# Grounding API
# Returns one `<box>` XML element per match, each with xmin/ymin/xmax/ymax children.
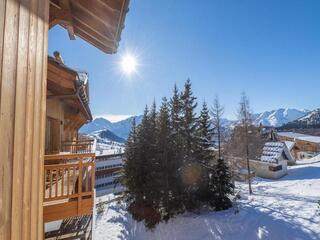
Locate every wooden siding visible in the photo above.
<box><xmin>0</xmin><ymin>1</ymin><xmax>49</xmax><ymax>239</ymax></box>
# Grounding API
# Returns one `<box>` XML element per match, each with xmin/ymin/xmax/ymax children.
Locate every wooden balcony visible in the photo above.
<box><xmin>62</xmin><ymin>139</ymin><xmax>94</xmax><ymax>154</ymax></box>
<box><xmin>43</xmin><ymin>153</ymin><xmax>95</xmax><ymax>223</ymax></box>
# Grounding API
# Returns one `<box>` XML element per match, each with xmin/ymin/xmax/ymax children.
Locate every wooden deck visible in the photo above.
<box><xmin>43</xmin><ymin>153</ymin><xmax>95</xmax><ymax>223</ymax></box>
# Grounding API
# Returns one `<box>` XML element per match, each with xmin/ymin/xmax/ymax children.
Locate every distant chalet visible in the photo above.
<box><xmin>277</xmin><ymin>131</ymin><xmax>320</xmax><ymax>159</ymax></box>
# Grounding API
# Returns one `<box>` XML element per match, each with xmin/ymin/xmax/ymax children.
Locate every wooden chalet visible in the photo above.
<box><xmin>277</xmin><ymin>132</ymin><xmax>320</xmax><ymax>159</ymax></box>
<box><xmin>0</xmin><ymin>0</ymin><xmax>130</xmax><ymax>239</ymax></box>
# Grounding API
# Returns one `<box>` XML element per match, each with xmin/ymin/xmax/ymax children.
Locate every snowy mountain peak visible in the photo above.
<box><xmin>80</xmin><ymin>115</ymin><xmax>143</xmax><ymax>139</ymax></box>
<box><xmin>253</xmin><ymin>108</ymin><xmax>309</xmax><ymax>127</ymax></box>
<box><xmin>295</xmin><ymin>108</ymin><xmax>320</xmax><ymax>125</ymax></box>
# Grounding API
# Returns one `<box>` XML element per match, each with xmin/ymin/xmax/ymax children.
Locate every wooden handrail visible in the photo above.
<box><xmin>45</xmin><ymin>152</ymin><xmax>95</xmax><ymax>161</ymax></box>
<box><xmin>63</xmin><ymin>139</ymin><xmax>94</xmax><ymax>143</ymax></box>
<box><xmin>43</xmin><ymin>153</ymin><xmax>95</xmax><ymax>207</ymax></box>
<box><xmin>61</xmin><ymin>140</ymin><xmax>94</xmax><ymax>154</ymax></box>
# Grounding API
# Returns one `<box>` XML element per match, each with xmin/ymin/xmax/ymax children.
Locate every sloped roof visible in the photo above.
<box><xmin>278</xmin><ymin>132</ymin><xmax>320</xmax><ymax>144</ymax></box>
<box><xmin>260</xmin><ymin>142</ymin><xmax>293</xmax><ymax>164</ymax></box>
<box><xmin>261</xmin><ymin>142</ymin><xmax>284</xmax><ymax>163</ymax></box>
<box><xmin>284</xmin><ymin>141</ymin><xmax>295</xmax><ymax>151</ymax></box>
<box><xmin>49</xmin><ymin>0</ymin><xmax>130</xmax><ymax>54</ymax></box>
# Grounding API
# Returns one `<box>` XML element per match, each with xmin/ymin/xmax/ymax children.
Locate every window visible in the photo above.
<box><xmin>45</xmin><ymin>117</ymin><xmax>61</xmax><ymax>153</ymax></box>
<box><xmin>96</xmin><ymin>163</ymin><xmax>123</xmax><ymax>171</ymax></box>
<box><xmin>96</xmin><ymin>172</ymin><xmax>120</xmax><ymax>179</ymax></box>
<box><xmin>95</xmin><ymin>181</ymin><xmax>115</xmax><ymax>188</ymax></box>
<box><xmin>269</xmin><ymin>165</ymin><xmax>282</xmax><ymax>172</ymax></box>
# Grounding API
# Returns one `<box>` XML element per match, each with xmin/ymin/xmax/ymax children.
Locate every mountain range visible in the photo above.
<box><xmin>252</xmin><ymin>108</ymin><xmax>309</xmax><ymax>127</ymax></box>
<box><xmin>80</xmin><ymin>115</ymin><xmax>143</xmax><ymax>139</ymax></box>
<box><xmin>81</xmin><ymin>108</ymin><xmax>316</xmax><ymax>142</ymax></box>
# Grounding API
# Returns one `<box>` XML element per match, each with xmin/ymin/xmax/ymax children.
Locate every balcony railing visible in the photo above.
<box><xmin>62</xmin><ymin>139</ymin><xmax>94</xmax><ymax>153</ymax></box>
<box><xmin>43</xmin><ymin>153</ymin><xmax>95</xmax><ymax>222</ymax></box>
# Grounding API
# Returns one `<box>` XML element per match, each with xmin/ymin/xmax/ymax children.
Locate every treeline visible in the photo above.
<box><xmin>122</xmin><ymin>80</ymin><xmax>234</xmax><ymax>228</ymax></box>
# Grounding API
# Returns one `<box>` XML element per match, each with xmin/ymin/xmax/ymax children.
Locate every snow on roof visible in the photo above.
<box><xmin>284</xmin><ymin>141</ymin><xmax>295</xmax><ymax>151</ymax></box>
<box><xmin>260</xmin><ymin>142</ymin><xmax>285</xmax><ymax>163</ymax></box>
<box><xmin>297</xmin><ymin>136</ymin><xmax>320</xmax><ymax>144</ymax></box>
<box><xmin>277</xmin><ymin>132</ymin><xmax>308</xmax><ymax>139</ymax></box>
<box><xmin>277</xmin><ymin>132</ymin><xmax>320</xmax><ymax>144</ymax></box>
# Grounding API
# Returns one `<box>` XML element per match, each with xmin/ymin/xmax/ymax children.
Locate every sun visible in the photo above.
<box><xmin>120</xmin><ymin>54</ymin><xmax>137</xmax><ymax>76</ymax></box>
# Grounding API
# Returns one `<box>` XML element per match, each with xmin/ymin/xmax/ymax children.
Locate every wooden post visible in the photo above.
<box><xmin>0</xmin><ymin>0</ymin><xmax>49</xmax><ymax>239</ymax></box>
<box><xmin>78</xmin><ymin>159</ymin><xmax>83</xmax><ymax>215</ymax></box>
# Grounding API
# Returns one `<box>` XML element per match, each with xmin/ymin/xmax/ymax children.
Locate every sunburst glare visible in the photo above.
<box><xmin>120</xmin><ymin>53</ymin><xmax>138</xmax><ymax>76</ymax></box>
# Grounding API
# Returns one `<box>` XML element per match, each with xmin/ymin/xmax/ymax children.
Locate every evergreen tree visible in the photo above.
<box><xmin>197</xmin><ymin>101</ymin><xmax>213</xmax><ymax>165</ymax></box>
<box><xmin>123</xmin><ymin>81</ymin><xmax>234</xmax><ymax>229</ymax></box>
<box><xmin>196</xmin><ymin>102</ymin><xmax>214</xmax><ymax>204</ymax></box>
<box><xmin>123</xmin><ymin>118</ymin><xmax>138</xmax><ymax>200</ymax></box>
<box><xmin>180</xmin><ymin>79</ymin><xmax>200</xmax><ymax>211</ymax></box>
<box><xmin>180</xmin><ymin>79</ymin><xmax>198</xmax><ymax>160</ymax></box>
<box><xmin>211</xmin><ymin>158</ymin><xmax>234</xmax><ymax>210</ymax></box>
<box><xmin>145</xmin><ymin>101</ymin><xmax>161</xmax><ymax>208</ymax></box>
<box><xmin>157</xmin><ymin>97</ymin><xmax>177</xmax><ymax>220</ymax></box>
<box><xmin>169</xmin><ymin>84</ymin><xmax>185</xmax><ymax>214</ymax></box>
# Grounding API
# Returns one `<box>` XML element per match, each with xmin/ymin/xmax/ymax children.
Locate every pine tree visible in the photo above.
<box><xmin>169</xmin><ymin>84</ymin><xmax>185</xmax><ymax>214</ymax></box>
<box><xmin>180</xmin><ymin>79</ymin><xmax>200</xmax><ymax>211</ymax></box>
<box><xmin>197</xmin><ymin>101</ymin><xmax>213</xmax><ymax>165</ymax></box>
<box><xmin>123</xmin><ymin>118</ymin><xmax>137</xmax><ymax>199</ymax></box>
<box><xmin>126</xmin><ymin>106</ymin><xmax>160</xmax><ymax>228</ymax></box>
<box><xmin>145</xmin><ymin>101</ymin><xmax>161</xmax><ymax>207</ymax></box>
<box><xmin>157</xmin><ymin>97</ymin><xmax>177</xmax><ymax>220</ymax></box>
<box><xmin>180</xmin><ymin>79</ymin><xmax>198</xmax><ymax>160</ymax></box>
<box><xmin>195</xmin><ymin>102</ymin><xmax>214</xmax><ymax>204</ymax></box>
<box><xmin>211</xmin><ymin>158</ymin><xmax>234</xmax><ymax>210</ymax></box>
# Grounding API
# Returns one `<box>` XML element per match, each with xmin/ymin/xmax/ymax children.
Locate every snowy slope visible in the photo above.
<box><xmin>95</xmin><ymin>162</ymin><xmax>320</xmax><ymax>240</ymax></box>
<box><xmin>80</xmin><ymin>115</ymin><xmax>143</xmax><ymax>139</ymax></box>
<box><xmin>296</xmin><ymin>109</ymin><xmax>320</xmax><ymax>125</ymax></box>
<box><xmin>253</xmin><ymin>108</ymin><xmax>309</xmax><ymax>127</ymax></box>
<box><xmin>80</xmin><ymin>117</ymin><xmax>113</xmax><ymax>134</ymax></box>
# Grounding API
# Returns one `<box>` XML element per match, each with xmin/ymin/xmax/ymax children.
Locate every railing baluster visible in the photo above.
<box><xmin>44</xmin><ymin>169</ymin><xmax>46</xmax><ymax>200</ymax></box>
<box><xmin>49</xmin><ymin>169</ymin><xmax>52</xmax><ymax>198</ymax></box>
<box><xmin>91</xmin><ymin>159</ymin><xmax>95</xmax><ymax>193</ymax></box>
<box><xmin>67</xmin><ymin>166</ymin><xmax>70</xmax><ymax>196</ymax></box>
<box><xmin>55</xmin><ymin>169</ymin><xmax>59</xmax><ymax>197</ymax></box>
<box><xmin>73</xmin><ymin>166</ymin><xmax>76</xmax><ymax>194</ymax></box>
<box><xmin>61</xmin><ymin>167</ymin><xmax>64</xmax><ymax>197</ymax></box>
<box><xmin>86</xmin><ymin>165</ymin><xmax>89</xmax><ymax>192</ymax></box>
<box><xmin>78</xmin><ymin>158</ymin><xmax>83</xmax><ymax>214</ymax></box>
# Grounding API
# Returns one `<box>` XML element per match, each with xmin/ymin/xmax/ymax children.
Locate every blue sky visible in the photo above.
<box><xmin>48</xmin><ymin>0</ymin><xmax>320</xmax><ymax>121</ymax></box>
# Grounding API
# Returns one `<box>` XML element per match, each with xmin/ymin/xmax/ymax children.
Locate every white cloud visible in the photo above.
<box><xmin>94</xmin><ymin>114</ymin><xmax>133</xmax><ymax>123</ymax></box>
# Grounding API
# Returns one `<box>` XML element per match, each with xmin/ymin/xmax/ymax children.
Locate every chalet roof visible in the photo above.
<box><xmin>260</xmin><ymin>142</ymin><xmax>293</xmax><ymax>164</ymax></box>
<box><xmin>277</xmin><ymin>131</ymin><xmax>320</xmax><ymax>144</ymax></box>
<box><xmin>277</xmin><ymin>132</ymin><xmax>307</xmax><ymax>139</ymax></box>
<box><xmin>49</xmin><ymin>0</ymin><xmax>130</xmax><ymax>54</ymax></box>
<box><xmin>284</xmin><ymin>141</ymin><xmax>295</xmax><ymax>151</ymax></box>
<box><xmin>47</xmin><ymin>56</ymin><xmax>92</xmax><ymax>121</ymax></box>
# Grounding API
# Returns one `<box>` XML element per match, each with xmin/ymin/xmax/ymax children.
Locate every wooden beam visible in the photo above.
<box><xmin>0</xmin><ymin>0</ymin><xmax>49</xmax><ymax>239</ymax></box>
<box><xmin>59</xmin><ymin>0</ymin><xmax>75</xmax><ymax>40</ymax></box>
<box><xmin>49</xmin><ymin>1</ymin><xmax>75</xmax><ymax>40</ymax></box>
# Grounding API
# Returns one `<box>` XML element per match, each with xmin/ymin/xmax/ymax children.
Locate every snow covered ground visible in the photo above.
<box><xmin>95</xmin><ymin>162</ymin><xmax>320</xmax><ymax>240</ymax></box>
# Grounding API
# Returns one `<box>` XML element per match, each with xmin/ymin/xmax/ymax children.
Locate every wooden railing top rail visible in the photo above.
<box><xmin>63</xmin><ymin>139</ymin><xmax>94</xmax><ymax>144</ymax></box>
<box><xmin>45</xmin><ymin>152</ymin><xmax>95</xmax><ymax>160</ymax></box>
